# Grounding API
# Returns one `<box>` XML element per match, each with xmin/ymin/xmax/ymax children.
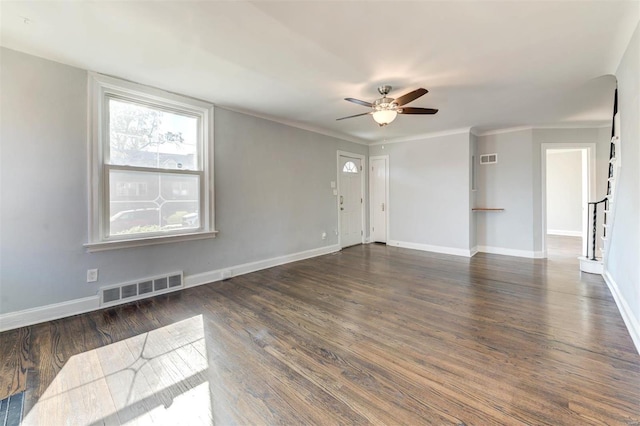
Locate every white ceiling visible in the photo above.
<box><xmin>1</xmin><ymin>1</ymin><xmax>638</xmax><ymax>144</ymax></box>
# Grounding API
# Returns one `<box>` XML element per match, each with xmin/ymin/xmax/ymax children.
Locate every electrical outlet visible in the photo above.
<box><xmin>322</xmin><ymin>232</ymin><xmax>327</xmax><ymax>240</ymax></box>
<box><xmin>87</xmin><ymin>269</ymin><xmax>98</xmax><ymax>283</ymax></box>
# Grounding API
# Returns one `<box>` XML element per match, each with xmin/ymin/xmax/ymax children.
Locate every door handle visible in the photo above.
<box><xmin>340</xmin><ymin>207</ymin><xmax>344</xmax><ymax>211</ymax></box>
<box><xmin>340</xmin><ymin>195</ymin><xmax>344</xmax><ymax>205</ymax></box>
<box><xmin>381</xmin><ymin>202</ymin><xmax>385</xmax><ymax>212</ymax></box>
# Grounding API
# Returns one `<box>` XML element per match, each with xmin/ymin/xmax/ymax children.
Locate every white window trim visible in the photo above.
<box><xmin>85</xmin><ymin>73</ymin><xmax>217</xmax><ymax>252</ymax></box>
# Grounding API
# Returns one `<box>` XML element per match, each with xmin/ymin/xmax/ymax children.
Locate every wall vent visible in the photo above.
<box><xmin>99</xmin><ymin>271</ymin><xmax>184</xmax><ymax>308</ymax></box>
<box><xmin>480</xmin><ymin>153</ymin><xmax>498</xmax><ymax>164</ymax></box>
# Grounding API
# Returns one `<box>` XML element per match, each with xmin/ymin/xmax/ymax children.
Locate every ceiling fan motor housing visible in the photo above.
<box><xmin>377</xmin><ymin>85</ymin><xmax>393</xmax><ymax>96</ymax></box>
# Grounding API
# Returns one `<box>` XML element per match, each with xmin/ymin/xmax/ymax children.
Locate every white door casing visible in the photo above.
<box><xmin>370</xmin><ymin>156</ymin><xmax>389</xmax><ymax>243</ymax></box>
<box><xmin>338</xmin><ymin>153</ymin><xmax>364</xmax><ymax>248</ymax></box>
<box><xmin>541</xmin><ymin>143</ymin><xmax>596</xmax><ymax>258</ymax></box>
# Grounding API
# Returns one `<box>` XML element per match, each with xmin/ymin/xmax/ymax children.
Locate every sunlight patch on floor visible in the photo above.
<box><xmin>23</xmin><ymin>315</ymin><xmax>211</xmax><ymax>426</ymax></box>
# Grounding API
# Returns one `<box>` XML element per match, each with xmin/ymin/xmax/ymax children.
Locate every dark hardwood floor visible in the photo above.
<box><xmin>1</xmin><ymin>240</ymin><xmax>639</xmax><ymax>425</ymax></box>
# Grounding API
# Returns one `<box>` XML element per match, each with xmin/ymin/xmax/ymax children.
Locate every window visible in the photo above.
<box><xmin>86</xmin><ymin>73</ymin><xmax>216</xmax><ymax>251</ymax></box>
<box><xmin>343</xmin><ymin>161</ymin><xmax>359</xmax><ymax>173</ymax></box>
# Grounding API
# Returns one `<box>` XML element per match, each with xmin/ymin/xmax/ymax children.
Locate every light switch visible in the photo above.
<box><xmin>330</xmin><ymin>181</ymin><xmax>336</xmax><ymax>188</ymax></box>
<box><xmin>333</xmin><ymin>189</ymin><xmax>338</xmax><ymax>196</ymax></box>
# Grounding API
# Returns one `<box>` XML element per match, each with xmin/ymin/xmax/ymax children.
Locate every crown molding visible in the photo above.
<box><xmin>532</xmin><ymin>122</ymin><xmax>611</xmax><ymax>130</ymax></box>
<box><xmin>369</xmin><ymin>127</ymin><xmax>472</xmax><ymax>146</ymax></box>
<box><xmin>219</xmin><ymin>105</ymin><xmax>370</xmax><ymax>146</ymax></box>
<box><xmin>473</xmin><ymin>122</ymin><xmax>611</xmax><ymax>137</ymax></box>
<box><xmin>472</xmin><ymin>126</ymin><xmax>532</xmax><ymax>137</ymax></box>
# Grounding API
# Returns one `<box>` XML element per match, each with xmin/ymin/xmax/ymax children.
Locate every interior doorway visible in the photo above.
<box><xmin>542</xmin><ymin>144</ymin><xmax>595</xmax><ymax>258</ymax></box>
<box><xmin>369</xmin><ymin>155</ymin><xmax>389</xmax><ymax>243</ymax></box>
<box><xmin>338</xmin><ymin>152</ymin><xmax>365</xmax><ymax>248</ymax></box>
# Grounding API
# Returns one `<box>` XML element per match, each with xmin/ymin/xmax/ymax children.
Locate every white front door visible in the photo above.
<box><xmin>371</xmin><ymin>157</ymin><xmax>388</xmax><ymax>243</ymax></box>
<box><xmin>339</xmin><ymin>155</ymin><xmax>363</xmax><ymax>248</ymax></box>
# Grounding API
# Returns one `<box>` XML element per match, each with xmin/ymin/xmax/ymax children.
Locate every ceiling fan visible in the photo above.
<box><xmin>337</xmin><ymin>85</ymin><xmax>438</xmax><ymax>126</ymax></box>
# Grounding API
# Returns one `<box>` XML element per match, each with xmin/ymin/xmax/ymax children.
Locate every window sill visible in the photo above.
<box><xmin>84</xmin><ymin>230</ymin><xmax>218</xmax><ymax>253</ymax></box>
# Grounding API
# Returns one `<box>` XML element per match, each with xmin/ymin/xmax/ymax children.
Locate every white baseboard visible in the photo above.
<box><xmin>0</xmin><ymin>244</ymin><xmax>341</xmax><ymax>333</ymax></box>
<box><xmin>547</xmin><ymin>230</ymin><xmax>582</xmax><ymax>237</ymax></box>
<box><xmin>388</xmin><ymin>240</ymin><xmax>473</xmax><ymax>257</ymax></box>
<box><xmin>477</xmin><ymin>245</ymin><xmax>545</xmax><ymax>259</ymax></box>
<box><xmin>470</xmin><ymin>246</ymin><xmax>479</xmax><ymax>257</ymax></box>
<box><xmin>603</xmin><ymin>271</ymin><xmax>640</xmax><ymax>355</ymax></box>
<box><xmin>185</xmin><ymin>244</ymin><xmax>340</xmax><ymax>288</ymax></box>
<box><xmin>0</xmin><ymin>296</ymin><xmax>100</xmax><ymax>333</ymax></box>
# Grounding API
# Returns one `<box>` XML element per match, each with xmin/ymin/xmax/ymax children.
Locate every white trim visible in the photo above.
<box><xmin>185</xmin><ymin>244</ymin><xmax>340</xmax><ymax>288</ymax></box>
<box><xmin>369</xmin><ymin>155</ymin><xmax>389</xmax><ymax>244</ymax></box>
<box><xmin>337</xmin><ymin>151</ymin><xmax>366</xmax><ymax>248</ymax></box>
<box><xmin>84</xmin><ymin>230</ymin><xmax>218</xmax><ymax>252</ymax></box>
<box><xmin>0</xmin><ymin>296</ymin><xmax>100</xmax><ymax>333</ymax></box>
<box><xmin>603</xmin><ymin>271</ymin><xmax>640</xmax><ymax>355</ymax></box>
<box><xmin>388</xmin><ymin>240</ymin><xmax>473</xmax><ymax>257</ymax></box>
<box><xmin>547</xmin><ymin>230</ymin><xmax>582</xmax><ymax>237</ymax></box>
<box><xmin>472</xmin><ymin>123</ymin><xmax>610</xmax><ymax>137</ymax></box>
<box><xmin>470</xmin><ymin>246</ymin><xmax>479</xmax><ymax>257</ymax></box>
<box><xmin>0</xmin><ymin>244</ymin><xmax>340</xmax><ymax>332</ymax></box>
<box><xmin>532</xmin><ymin>123</ymin><xmax>611</xmax><ymax>130</ymax></box>
<box><xmin>472</xmin><ymin>126</ymin><xmax>532</xmax><ymax>137</ymax></box>
<box><xmin>87</xmin><ymin>72</ymin><xmax>216</xmax><ymax>250</ymax></box>
<box><xmin>370</xmin><ymin>127</ymin><xmax>471</xmax><ymax>146</ymax></box>
<box><xmin>477</xmin><ymin>245</ymin><xmax>546</xmax><ymax>259</ymax></box>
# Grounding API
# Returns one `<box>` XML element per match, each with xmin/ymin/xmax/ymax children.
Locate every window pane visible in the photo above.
<box><xmin>343</xmin><ymin>161</ymin><xmax>358</xmax><ymax>173</ymax></box>
<box><xmin>109</xmin><ymin>169</ymin><xmax>200</xmax><ymax>236</ymax></box>
<box><xmin>108</xmin><ymin>98</ymin><xmax>199</xmax><ymax>170</ymax></box>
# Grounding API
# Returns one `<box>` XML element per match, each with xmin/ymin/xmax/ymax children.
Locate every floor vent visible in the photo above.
<box><xmin>100</xmin><ymin>271</ymin><xmax>184</xmax><ymax>308</ymax></box>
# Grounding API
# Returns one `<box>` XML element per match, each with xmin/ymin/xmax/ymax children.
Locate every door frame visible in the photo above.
<box><xmin>541</xmin><ymin>143</ymin><xmax>596</xmax><ymax>258</ymax></box>
<box><xmin>337</xmin><ymin>151</ymin><xmax>366</xmax><ymax>248</ymax></box>
<box><xmin>369</xmin><ymin>155</ymin><xmax>389</xmax><ymax>243</ymax></box>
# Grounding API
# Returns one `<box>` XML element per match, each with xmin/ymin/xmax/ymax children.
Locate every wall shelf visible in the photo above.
<box><xmin>472</xmin><ymin>208</ymin><xmax>505</xmax><ymax>212</ymax></box>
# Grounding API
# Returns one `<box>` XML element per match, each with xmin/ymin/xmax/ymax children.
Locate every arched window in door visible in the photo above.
<box><xmin>343</xmin><ymin>161</ymin><xmax>358</xmax><ymax>173</ymax></box>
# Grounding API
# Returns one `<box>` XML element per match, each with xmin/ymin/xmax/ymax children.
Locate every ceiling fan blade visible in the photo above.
<box><xmin>344</xmin><ymin>98</ymin><xmax>373</xmax><ymax>107</ymax></box>
<box><xmin>393</xmin><ymin>88</ymin><xmax>428</xmax><ymax>106</ymax></box>
<box><xmin>399</xmin><ymin>107</ymin><xmax>439</xmax><ymax>115</ymax></box>
<box><xmin>336</xmin><ymin>112</ymin><xmax>372</xmax><ymax>121</ymax></box>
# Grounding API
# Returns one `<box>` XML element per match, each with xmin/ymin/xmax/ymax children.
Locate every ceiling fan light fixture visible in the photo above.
<box><xmin>337</xmin><ymin>86</ymin><xmax>436</xmax><ymax>125</ymax></box>
<box><xmin>372</xmin><ymin>109</ymin><xmax>398</xmax><ymax>126</ymax></box>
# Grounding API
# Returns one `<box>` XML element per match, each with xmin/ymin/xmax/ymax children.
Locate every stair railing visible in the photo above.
<box><xmin>586</xmin><ymin>197</ymin><xmax>608</xmax><ymax>261</ymax></box>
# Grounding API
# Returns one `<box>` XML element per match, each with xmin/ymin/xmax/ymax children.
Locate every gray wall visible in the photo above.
<box><xmin>546</xmin><ymin>150</ymin><xmax>583</xmax><ymax>234</ymax></box>
<box><xmin>476</xmin><ymin>127</ymin><xmax>611</xmax><ymax>254</ymax></box>
<box><xmin>476</xmin><ymin>129</ymin><xmax>535</xmax><ymax>252</ymax></box>
<box><xmin>0</xmin><ymin>48</ymin><xmax>367</xmax><ymax>314</ymax></box>
<box><xmin>607</xmin><ymin>21</ymin><xmax>640</xmax><ymax>330</ymax></box>
<box><xmin>369</xmin><ymin>132</ymin><xmax>472</xmax><ymax>251</ymax></box>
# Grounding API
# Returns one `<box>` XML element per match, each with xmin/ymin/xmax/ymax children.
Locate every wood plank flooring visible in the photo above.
<box><xmin>1</xmin><ymin>239</ymin><xmax>639</xmax><ymax>425</ymax></box>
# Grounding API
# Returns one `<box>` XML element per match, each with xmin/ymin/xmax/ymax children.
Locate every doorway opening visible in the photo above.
<box><xmin>369</xmin><ymin>155</ymin><xmax>389</xmax><ymax>244</ymax></box>
<box><xmin>542</xmin><ymin>144</ymin><xmax>595</xmax><ymax>259</ymax></box>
